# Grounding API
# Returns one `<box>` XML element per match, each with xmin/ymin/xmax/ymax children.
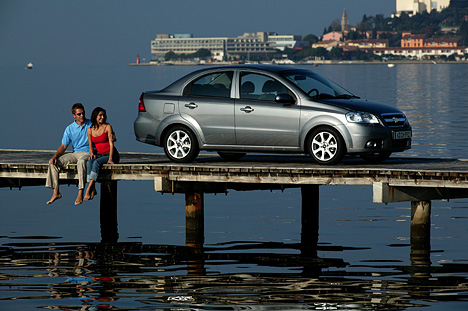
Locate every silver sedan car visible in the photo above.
<box><xmin>134</xmin><ymin>65</ymin><xmax>411</xmax><ymax>165</ymax></box>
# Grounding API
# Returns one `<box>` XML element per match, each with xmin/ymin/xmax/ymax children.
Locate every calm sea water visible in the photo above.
<box><xmin>1</xmin><ymin>63</ymin><xmax>468</xmax><ymax>311</ymax></box>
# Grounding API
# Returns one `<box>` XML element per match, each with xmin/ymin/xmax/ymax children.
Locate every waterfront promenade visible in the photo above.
<box><xmin>129</xmin><ymin>60</ymin><xmax>468</xmax><ymax>66</ymax></box>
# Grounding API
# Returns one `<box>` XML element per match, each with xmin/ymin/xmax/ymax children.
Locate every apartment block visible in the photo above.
<box><xmin>151</xmin><ymin>32</ymin><xmax>304</xmax><ymax>61</ymax></box>
<box><xmin>396</xmin><ymin>0</ymin><xmax>451</xmax><ymax>16</ymax></box>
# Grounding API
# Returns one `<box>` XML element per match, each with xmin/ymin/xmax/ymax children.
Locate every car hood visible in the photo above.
<box><xmin>319</xmin><ymin>98</ymin><xmax>403</xmax><ymax>115</ymax></box>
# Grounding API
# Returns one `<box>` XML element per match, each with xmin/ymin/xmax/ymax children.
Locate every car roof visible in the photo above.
<box><xmin>157</xmin><ymin>64</ymin><xmax>311</xmax><ymax>94</ymax></box>
<box><xmin>197</xmin><ymin>64</ymin><xmax>300</xmax><ymax>73</ymax></box>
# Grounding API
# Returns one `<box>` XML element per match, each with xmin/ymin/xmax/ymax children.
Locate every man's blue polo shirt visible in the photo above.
<box><xmin>61</xmin><ymin>119</ymin><xmax>92</xmax><ymax>153</ymax></box>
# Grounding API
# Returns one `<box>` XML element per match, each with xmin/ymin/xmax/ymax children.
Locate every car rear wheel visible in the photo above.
<box><xmin>360</xmin><ymin>151</ymin><xmax>392</xmax><ymax>163</ymax></box>
<box><xmin>217</xmin><ymin>152</ymin><xmax>246</xmax><ymax>161</ymax></box>
<box><xmin>307</xmin><ymin>127</ymin><xmax>345</xmax><ymax>165</ymax></box>
<box><xmin>163</xmin><ymin>126</ymin><xmax>199</xmax><ymax>163</ymax></box>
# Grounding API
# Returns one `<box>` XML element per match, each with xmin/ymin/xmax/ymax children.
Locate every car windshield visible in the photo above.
<box><xmin>280</xmin><ymin>70</ymin><xmax>358</xmax><ymax>99</ymax></box>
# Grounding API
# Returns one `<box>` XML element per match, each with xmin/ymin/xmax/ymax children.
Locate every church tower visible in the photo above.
<box><xmin>341</xmin><ymin>8</ymin><xmax>350</xmax><ymax>32</ymax></box>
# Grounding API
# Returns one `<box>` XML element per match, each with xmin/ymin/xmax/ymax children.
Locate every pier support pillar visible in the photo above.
<box><xmin>100</xmin><ymin>181</ymin><xmax>119</xmax><ymax>243</ymax></box>
<box><xmin>185</xmin><ymin>191</ymin><xmax>204</xmax><ymax>248</ymax></box>
<box><xmin>301</xmin><ymin>185</ymin><xmax>319</xmax><ymax>253</ymax></box>
<box><xmin>185</xmin><ymin>190</ymin><xmax>205</xmax><ymax>275</ymax></box>
<box><xmin>410</xmin><ymin>200</ymin><xmax>431</xmax><ymax>275</ymax></box>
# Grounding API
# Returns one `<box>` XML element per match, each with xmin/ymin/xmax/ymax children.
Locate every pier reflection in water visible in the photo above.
<box><xmin>1</xmin><ymin>184</ymin><xmax>467</xmax><ymax>311</ymax></box>
<box><xmin>2</xmin><ymin>238</ymin><xmax>468</xmax><ymax>310</ymax></box>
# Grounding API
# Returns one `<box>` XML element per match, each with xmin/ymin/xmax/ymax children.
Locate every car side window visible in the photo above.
<box><xmin>240</xmin><ymin>72</ymin><xmax>293</xmax><ymax>102</ymax></box>
<box><xmin>287</xmin><ymin>74</ymin><xmax>336</xmax><ymax>98</ymax></box>
<box><xmin>183</xmin><ymin>71</ymin><xmax>233</xmax><ymax>98</ymax></box>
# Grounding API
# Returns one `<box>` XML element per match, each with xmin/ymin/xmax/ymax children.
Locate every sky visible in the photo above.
<box><xmin>0</xmin><ymin>0</ymin><xmax>395</xmax><ymax>66</ymax></box>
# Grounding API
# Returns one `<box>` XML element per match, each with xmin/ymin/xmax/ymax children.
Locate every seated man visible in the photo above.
<box><xmin>46</xmin><ymin>103</ymin><xmax>91</xmax><ymax>205</ymax></box>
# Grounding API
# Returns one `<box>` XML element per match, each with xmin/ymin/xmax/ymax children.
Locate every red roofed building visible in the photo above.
<box><xmin>401</xmin><ymin>32</ymin><xmax>458</xmax><ymax>48</ymax></box>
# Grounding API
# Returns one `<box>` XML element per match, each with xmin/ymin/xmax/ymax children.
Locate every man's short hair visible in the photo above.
<box><xmin>72</xmin><ymin>103</ymin><xmax>85</xmax><ymax>114</ymax></box>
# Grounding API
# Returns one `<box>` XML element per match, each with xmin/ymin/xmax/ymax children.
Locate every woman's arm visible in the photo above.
<box><xmin>107</xmin><ymin>125</ymin><xmax>115</xmax><ymax>164</ymax></box>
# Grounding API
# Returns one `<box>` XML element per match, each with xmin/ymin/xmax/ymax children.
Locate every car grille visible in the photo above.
<box><xmin>381</xmin><ymin>113</ymin><xmax>407</xmax><ymax>128</ymax></box>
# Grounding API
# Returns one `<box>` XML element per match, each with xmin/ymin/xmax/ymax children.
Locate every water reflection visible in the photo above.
<box><xmin>395</xmin><ymin>64</ymin><xmax>468</xmax><ymax>158</ymax></box>
<box><xmin>1</xmin><ymin>237</ymin><xmax>467</xmax><ymax>310</ymax></box>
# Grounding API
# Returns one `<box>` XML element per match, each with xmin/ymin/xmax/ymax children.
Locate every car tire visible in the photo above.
<box><xmin>307</xmin><ymin>126</ymin><xmax>345</xmax><ymax>165</ymax></box>
<box><xmin>217</xmin><ymin>152</ymin><xmax>246</xmax><ymax>161</ymax></box>
<box><xmin>360</xmin><ymin>151</ymin><xmax>392</xmax><ymax>163</ymax></box>
<box><xmin>163</xmin><ymin>126</ymin><xmax>199</xmax><ymax>163</ymax></box>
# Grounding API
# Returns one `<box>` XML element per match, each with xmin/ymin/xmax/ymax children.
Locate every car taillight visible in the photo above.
<box><xmin>138</xmin><ymin>93</ymin><xmax>146</xmax><ymax>112</ymax></box>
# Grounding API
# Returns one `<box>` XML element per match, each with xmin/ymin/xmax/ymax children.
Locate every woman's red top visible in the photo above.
<box><xmin>92</xmin><ymin>126</ymin><xmax>110</xmax><ymax>155</ymax></box>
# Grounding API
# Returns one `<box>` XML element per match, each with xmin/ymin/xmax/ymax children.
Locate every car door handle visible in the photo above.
<box><xmin>240</xmin><ymin>106</ymin><xmax>254</xmax><ymax>113</ymax></box>
<box><xmin>185</xmin><ymin>102</ymin><xmax>198</xmax><ymax>109</ymax></box>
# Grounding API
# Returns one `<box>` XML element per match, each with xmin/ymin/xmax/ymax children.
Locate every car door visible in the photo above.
<box><xmin>179</xmin><ymin>71</ymin><xmax>236</xmax><ymax>145</ymax></box>
<box><xmin>234</xmin><ymin>72</ymin><xmax>300</xmax><ymax>147</ymax></box>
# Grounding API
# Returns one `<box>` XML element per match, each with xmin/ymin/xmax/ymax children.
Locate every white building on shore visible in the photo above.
<box><xmin>395</xmin><ymin>0</ymin><xmax>451</xmax><ymax>16</ymax></box>
<box><xmin>373</xmin><ymin>46</ymin><xmax>468</xmax><ymax>60</ymax></box>
<box><xmin>150</xmin><ymin>32</ymin><xmax>304</xmax><ymax>61</ymax></box>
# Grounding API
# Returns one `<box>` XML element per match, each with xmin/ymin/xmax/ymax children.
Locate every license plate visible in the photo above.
<box><xmin>393</xmin><ymin>130</ymin><xmax>412</xmax><ymax>140</ymax></box>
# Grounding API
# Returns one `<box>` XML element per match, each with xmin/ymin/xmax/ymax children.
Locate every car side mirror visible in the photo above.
<box><xmin>275</xmin><ymin>94</ymin><xmax>295</xmax><ymax>105</ymax></box>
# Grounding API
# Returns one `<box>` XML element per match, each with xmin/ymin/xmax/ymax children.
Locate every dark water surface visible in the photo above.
<box><xmin>1</xmin><ymin>63</ymin><xmax>468</xmax><ymax>310</ymax></box>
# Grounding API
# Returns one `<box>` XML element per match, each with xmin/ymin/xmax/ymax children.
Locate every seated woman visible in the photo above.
<box><xmin>84</xmin><ymin>107</ymin><xmax>119</xmax><ymax>201</ymax></box>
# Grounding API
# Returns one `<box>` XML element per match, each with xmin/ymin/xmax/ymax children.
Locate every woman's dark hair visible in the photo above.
<box><xmin>91</xmin><ymin>107</ymin><xmax>107</xmax><ymax>129</ymax></box>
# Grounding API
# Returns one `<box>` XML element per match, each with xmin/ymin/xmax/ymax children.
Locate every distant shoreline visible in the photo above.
<box><xmin>129</xmin><ymin>60</ymin><xmax>468</xmax><ymax>66</ymax></box>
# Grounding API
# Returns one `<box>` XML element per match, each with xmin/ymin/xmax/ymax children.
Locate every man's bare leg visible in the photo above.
<box><xmin>47</xmin><ymin>189</ymin><xmax>62</xmax><ymax>204</ymax></box>
<box><xmin>75</xmin><ymin>189</ymin><xmax>84</xmax><ymax>205</ymax></box>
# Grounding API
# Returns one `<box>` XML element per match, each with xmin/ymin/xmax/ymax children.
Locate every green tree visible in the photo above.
<box><xmin>425</xmin><ymin>25</ymin><xmax>435</xmax><ymax>37</ymax></box>
<box><xmin>303</xmin><ymin>34</ymin><xmax>319</xmax><ymax>44</ymax></box>
<box><xmin>374</xmin><ymin>14</ymin><xmax>386</xmax><ymax>31</ymax></box>
<box><xmin>459</xmin><ymin>20</ymin><xmax>468</xmax><ymax>46</ymax></box>
<box><xmin>164</xmin><ymin>51</ymin><xmax>177</xmax><ymax>61</ymax></box>
<box><xmin>329</xmin><ymin>47</ymin><xmax>344</xmax><ymax>60</ymax></box>
<box><xmin>358</xmin><ymin>14</ymin><xmax>373</xmax><ymax>31</ymax></box>
<box><xmin>346</xmin><ymin>31</ymin><xmax>361</xmax><ymax>40</ymax></box>
<box><xmin>311</xmin><ymin>47</ymin><xmax>328</xmax><ymax>58</ymax></box>
<box><xmin>328</xmin><ymin>19</ymin><xmax>341</xmax><ymax>32</ymax></box>
<box><xmin>296</xmin><ymin>48</ymin><xmax>313</xmax><ymax>59</ymax></box>
<box><xmin>193</xmin><ymin>48</ymin><xmax>211</xmax><ymax>58</ymax></box>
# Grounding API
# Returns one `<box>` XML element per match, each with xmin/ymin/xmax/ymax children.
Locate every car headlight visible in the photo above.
<box><xmin>346</xmin><ymin>112</ymin><xmax>379</xmax><ymax>124</ymax></box>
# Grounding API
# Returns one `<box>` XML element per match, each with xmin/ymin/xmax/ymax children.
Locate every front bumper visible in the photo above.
<box><xmin>346</xmin><ymin>124</ymin><xmax>412</xmax><ymax>154</ymax></box>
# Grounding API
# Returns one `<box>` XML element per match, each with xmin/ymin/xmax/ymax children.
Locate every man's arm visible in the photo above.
<box><xmin>110</xmin><ymin>131</ymin><xmax>117</xmax><ymax>143</ymax></box>
<box><xmin>49</xmin><ymin>144</ymin><xmax>68</xmax><ymax>165</ymax></box>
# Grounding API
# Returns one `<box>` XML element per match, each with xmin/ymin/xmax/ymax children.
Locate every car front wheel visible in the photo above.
<box><xmin>163</xmin><ymin>126</ymin><xmax>199</xmax><ymax>163</ymax></box>
<box><xmin>307</xmin><ymin>127</ymin><xmax>345</xmax><ymax>165</ymax></box>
